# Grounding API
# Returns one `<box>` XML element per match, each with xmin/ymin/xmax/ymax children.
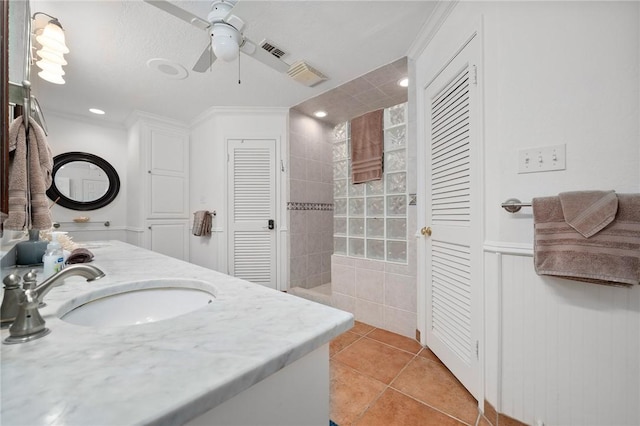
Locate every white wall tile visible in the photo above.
<box><xmin>355</xmin><ymin>268</ymin><xmax>385</xmax><ymax>304</ymax></box>
<box><xmin>384</xmin><ymin>272</ymin><xmax>416</xmax><ymax>313</ymax></box>
<box><xmin>332</xmin><ymin>263</ymin><xmax>355</xmax><ymax>296</ymax></box>
<box><xmin>332</xmin><ymin>292</ymin><xmax>356</xmax><ymax>314</ymax></box>
<box><xmin>384</xmin><ymin>306</ymin><xmax>417</xmax><ymax>339</ymax></box>
<box><xmin>331</xmin><ymin>254</ymin><xmax>355</xmax><ymax>266</ymax></box>
<box><xmin>353</xmin><ymin>257</ymin><xmax>385</xmax><ymax>272</ymax></box>
<box><xmin>355</xmin><ymin>299</ymin><xmax>384</xmax><ymax>328</ymax></box>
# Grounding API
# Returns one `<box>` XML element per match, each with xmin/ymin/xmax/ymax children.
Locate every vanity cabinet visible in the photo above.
<box><xmin>127</xmin><ymin>113</ymin><xmax>190</xmax><ymax>260</ymax></box>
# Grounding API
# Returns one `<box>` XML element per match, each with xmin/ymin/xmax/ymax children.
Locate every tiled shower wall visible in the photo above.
<box><xmin>288</xmin><ymin>110</ymin><xmax>334</xmax><ymax>289</ymax></box>
<box><xmin>331</xmin><ymin>103</ymin><xmax>418</xmax><ymax>338</ymax></box>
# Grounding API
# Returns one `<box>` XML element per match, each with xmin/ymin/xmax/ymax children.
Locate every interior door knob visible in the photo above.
<box><xmin>421</xmin><ymin>226</ymin><xmax>432</xmax><ymax>236</ymax></box>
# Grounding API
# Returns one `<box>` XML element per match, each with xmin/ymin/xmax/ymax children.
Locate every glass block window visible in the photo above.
<box><xmin>333</xmin><ymin>103</ymin><xmax>408</xmax><ymax>263</ymax></box>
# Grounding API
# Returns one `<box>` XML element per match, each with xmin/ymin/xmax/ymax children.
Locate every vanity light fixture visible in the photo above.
<box><xmin>33</xmin><ymin>12</ymin><xmax>69</xmax><ymax>85</ymax></box>
<box><xmin>397</xmin><ymin>77</ymin><xmax>409</xmax><ymax>88</ymax></box>
<box><xmin>314</xmin><ymin>111</ymin><xmax>327</xmax><ymax>118</ymax></box>
<box><xmin>89</xmin><ymin>108</ymin><xmax>105</xmax><ymax>115</ymax></box>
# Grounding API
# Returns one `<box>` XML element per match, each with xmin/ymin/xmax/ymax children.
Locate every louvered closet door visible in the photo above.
<box><xmin>228</xmin><ymin>139</ymin><xmax>277</xmax><ymax>289</ymax></box>
<box><xmin>424</xmin><ymin>36</ymin><xmax>481</xmax><ymax>400</ymax></box>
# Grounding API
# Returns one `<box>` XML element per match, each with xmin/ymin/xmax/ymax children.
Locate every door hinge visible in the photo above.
<box><xmin>472</xmin><ymin>65</ymin><xmax>478</xmax><ymax>86</ymax></box>
<box><xmin>475</xmin><ymin>340</ymin><xmax>479</xmax><ymax>360</ymax></box>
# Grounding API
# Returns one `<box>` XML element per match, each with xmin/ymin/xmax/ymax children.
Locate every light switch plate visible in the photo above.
<box><xmin>518</xmin><ymin>144</ymin><xmax>566</xmax><ymax>174</ymax></box>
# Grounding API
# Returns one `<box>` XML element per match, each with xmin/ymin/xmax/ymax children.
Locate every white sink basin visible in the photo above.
<box><xmin>60</xmin><ymin>280</ymin><xmax>215</xmax><ymax>327</ymax></box>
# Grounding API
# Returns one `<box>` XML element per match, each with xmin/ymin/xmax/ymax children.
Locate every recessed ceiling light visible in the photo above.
<box><xmin>314</xmin><ymin>111</ymin><xmax>327</xmax><ymax>118</ymax></box>
<box><xmin>398</xmin><ymin>77</ymin><xmax>409</xmax><ymax>88</ymax></box>
<box><xmin>89</xmin><ymin>108</ymin><xmax>105</xmax><ymax>115</ymax></box>
<box><xmin>146</xmin><ymin>58</ymin><xmax>188</xmax><ymax>80</ymax></box>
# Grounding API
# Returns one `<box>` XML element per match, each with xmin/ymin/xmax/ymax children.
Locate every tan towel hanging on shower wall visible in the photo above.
<box><xmin>350</xmin><ymin>109</ymin><xmax>383</xmax><ymax>184</ymax></box>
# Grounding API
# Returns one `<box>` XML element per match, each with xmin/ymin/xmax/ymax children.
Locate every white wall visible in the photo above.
<box><xmin>413</xmin><ymin>1</ymin><xmax>640</xmax><ymax>424</ymax></box>
<box><xmin>189</xmin><ymin>108</ymin><xmax>289</xmax><ymax>286</ymax></box>
<box><xmin>44</xmin><ymin>112</ymin><xmax>128</xmax><ymax>242</ymax></box>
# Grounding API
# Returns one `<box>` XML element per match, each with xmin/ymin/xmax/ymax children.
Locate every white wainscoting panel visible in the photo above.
<box><xmin>485</xmin><ymin>247</ymin><xmax>640</xmax><ymax>426</ymax></box>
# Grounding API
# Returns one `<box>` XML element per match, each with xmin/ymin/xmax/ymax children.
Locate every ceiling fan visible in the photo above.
<box><xmin>143</xmin><ymin>0</ymin><xmax>290</xmax><ymax>74</ymax></box>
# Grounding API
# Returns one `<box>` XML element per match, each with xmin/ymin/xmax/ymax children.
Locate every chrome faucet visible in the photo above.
<box><xmin>3</xmin><ymin>264</ymin><xmax>105</xmax><ymax>344</ymax></box>
<box><xmin>1</xmin><ymin>273</ymin><xmax>24</xmax><ymax>328</ymax></box>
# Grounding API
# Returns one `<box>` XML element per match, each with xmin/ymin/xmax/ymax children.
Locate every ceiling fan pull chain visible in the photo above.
<box><xmin>209</xmin><ymin>40</ymin><xmax>213</xmax><ymax>73</ymax></box>
<box><xmin>238</xmin><ymin>45</ymin><xmax>241</xmax><ymax>85</ymax></box>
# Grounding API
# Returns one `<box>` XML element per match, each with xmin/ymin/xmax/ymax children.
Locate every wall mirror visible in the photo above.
<box><xmin>46</xmin><ymin>152</ymin><xmax>120</xmax><ymax>211</ymax></box>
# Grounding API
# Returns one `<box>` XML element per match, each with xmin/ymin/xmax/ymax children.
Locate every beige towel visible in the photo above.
<box><xmin>559</xmin><ymin>190</ymin><xmax>618</xmax><ymax>237</ymax></box>
<box><xmin>193</xmin><ymin>210</ymin><xmax>212</xmax><ymax>237</ymax></box>
<box><xmin>533</xmin><ymin>193</ymin><xmax>640</xmax><ymax>287</ymax></box>
<box><xmin>350</xmin><ymin>109</ymin><xmax>383</xmax><ymax>184</ymax></box>
<box><xmin>4</xmin><ymin>116</ymin><xmax>53</xmax><ymax>230</ymax></box>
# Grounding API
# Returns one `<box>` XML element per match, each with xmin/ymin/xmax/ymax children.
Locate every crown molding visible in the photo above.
<box><xmin>407</xmin><ymin>0</ymin><xmax>459</xmax><ymax>59</ymax></box>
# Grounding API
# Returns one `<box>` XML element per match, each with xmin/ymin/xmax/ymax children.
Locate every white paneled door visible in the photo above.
<box><xmin>228</xmin><ymin>139</ymin><xmax>277</xmax><ymax>289</ymax></box>
<box><xmin>423</xmin><ymin>35</ymin><xmax>482</xmax><ymax>401</ymax></box>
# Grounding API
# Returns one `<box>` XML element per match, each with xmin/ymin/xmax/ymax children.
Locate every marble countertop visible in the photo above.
<box><xmin>1</xmin><ymin>241</ymin><xmax>353</xmax><ymax>425</ymax></box>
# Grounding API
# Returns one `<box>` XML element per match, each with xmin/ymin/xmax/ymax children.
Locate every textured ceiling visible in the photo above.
<box><xmin>27</xmin><ymin>0</ymin><xmax>436</xmax><ymax>125</ymax></box>
<box><xmin>293</xmin><ymin>57</ymin><xmax>407</xmax><ymax>125</ymax></box>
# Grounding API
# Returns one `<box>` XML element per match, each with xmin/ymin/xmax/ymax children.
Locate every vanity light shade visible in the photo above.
<box><xmin>36</xmin><ymin>59</ymin><xmax>65</xmax><ymax>75</ymax></box>
<box><xmin>35</xmin><ymin>21</ymin><xmax>70</xmax><ymax>54</ymax></box>
<box><xmin>33</xmin><ymin>17</ymin><xmax>69</xmax><ymax>85</ymax></box>
<box><xmin>36</xmin><ymin>46</ymin><xmax>68</xmax><ymax>65</ymax></box>
<box><xmin>38</xmin><ymin>70</ymin><xmax>65</xmax><ymax>85</ymax></box>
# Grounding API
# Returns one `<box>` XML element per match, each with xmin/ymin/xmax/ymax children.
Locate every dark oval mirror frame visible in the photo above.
<box><xmin>46</xmin><ymin>152</ymin><xmax>120</xmax><ymax>211</ymax></box>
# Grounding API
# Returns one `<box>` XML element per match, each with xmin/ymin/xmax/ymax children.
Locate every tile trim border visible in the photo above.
<box><xmin>287</xmin><ymin>202</ymin><xmax>334</xmax><ymax>211</ymax></box>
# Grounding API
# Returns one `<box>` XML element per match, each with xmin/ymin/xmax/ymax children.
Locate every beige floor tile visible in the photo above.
<box><xmin>366</xmin><ymin>328</ymin><xmax>423</xmax><ymax>354</ymax></box>
<box><xmin>478</xmin><ymin>415</ymin><xmax>493</xmax><ymax>426</ymax></box>
<box><xmin>330</xmin><ymin>360</ymin><xmax>386</xmax><ymax>426</ymax></box>
<box><xmin>417</xmin><ymin>347</ymin><xmax>443</xmax><ymax>364</ymax></box>
<box><xmin>333</xmin><ymin>337</ymin><xmax>415</xmax><ymax>384</ymax></box>
<box><xmin>350</xmin><ymin>321</ymin><xmax>376</xmax><ymax>336</ymax></box>
<box><xmin>330</xmin><ymin>331</ymin><xmax>362</xmax><ymax>358</ymax></box>
<box><xmin>391</xmin><ymin>357</ymin><xmax>478</xmax><ymax>425</ymax></box>
<box><xmin>354</xmin><ymin>388</ymin><xmax>465</xmax><ymax>426</ymax></box>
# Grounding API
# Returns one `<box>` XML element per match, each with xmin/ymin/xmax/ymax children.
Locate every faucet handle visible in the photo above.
<box><xmin>3</xmin><ymin>274</ymin><xmax>21</xmax><ymax>289</ymax></box>
<box><xmin>22</xmin><ymin>270</ymin><xmax>38</xmax><ymax>290</ymax></box>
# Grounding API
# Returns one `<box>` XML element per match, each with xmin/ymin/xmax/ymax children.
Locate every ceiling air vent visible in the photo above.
<box><xmin>260</xmin><ymin>39</ymin><xmax>286</xmax><ymax>59</ymax></box>
<box><xmin>287</xmin><ymin>60</ymin><xmax>328</xmax><ymax>87</ymax></box>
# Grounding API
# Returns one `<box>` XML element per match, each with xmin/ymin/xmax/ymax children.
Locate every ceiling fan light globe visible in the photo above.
<box><xmin>212</xmin><ymin>36</ymin><xmax>239</xmax><ymax>61</ymax></box>
<box><xmin>211</xmin><ymin>24</ymin><xmax>241</xmax><ymax>62</ymax></box>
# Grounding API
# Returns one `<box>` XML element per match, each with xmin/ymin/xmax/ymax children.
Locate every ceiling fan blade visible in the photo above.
<box><xmin>241</xmin><ymin>38</ymin><xmax>289</xmax><ymax>73</ymax></box>
<box><xmin>143</xmin><ymin>0</ymin><xmax>210</xmax><ymax>30</ymax></box>
<box><xmin>192</xmin><ymin>44</ymin><xmax>217</xmax><ymax>73</ymax></box>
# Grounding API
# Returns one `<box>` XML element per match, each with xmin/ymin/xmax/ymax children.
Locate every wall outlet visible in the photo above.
<box><xmin>518</xmin><ymin>144</ymin><xmax>566</xmax><ymax>174</ymax></box>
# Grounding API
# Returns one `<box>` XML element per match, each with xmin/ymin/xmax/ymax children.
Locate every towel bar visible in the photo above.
<box><xmin>53</xmin><ymin>221</ymin><xmax>110</xmax><ymax>228</ymax></box>
<box><xmin>501</xmin><ymin>198</ymin><xmax>532</xmax><ymax>213</ymax></box>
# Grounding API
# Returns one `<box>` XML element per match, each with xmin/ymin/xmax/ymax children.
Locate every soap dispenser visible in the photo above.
<box><xmin>42</xmin><ymin>235</ymin><xmax>64</xmax><ymax>280</ymax></box>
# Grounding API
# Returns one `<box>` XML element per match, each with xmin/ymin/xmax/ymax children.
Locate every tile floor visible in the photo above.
<box><xmin>330</xmin><ymin>321</ymin><xmax>490</xmax><ymax>426</ymax></box>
